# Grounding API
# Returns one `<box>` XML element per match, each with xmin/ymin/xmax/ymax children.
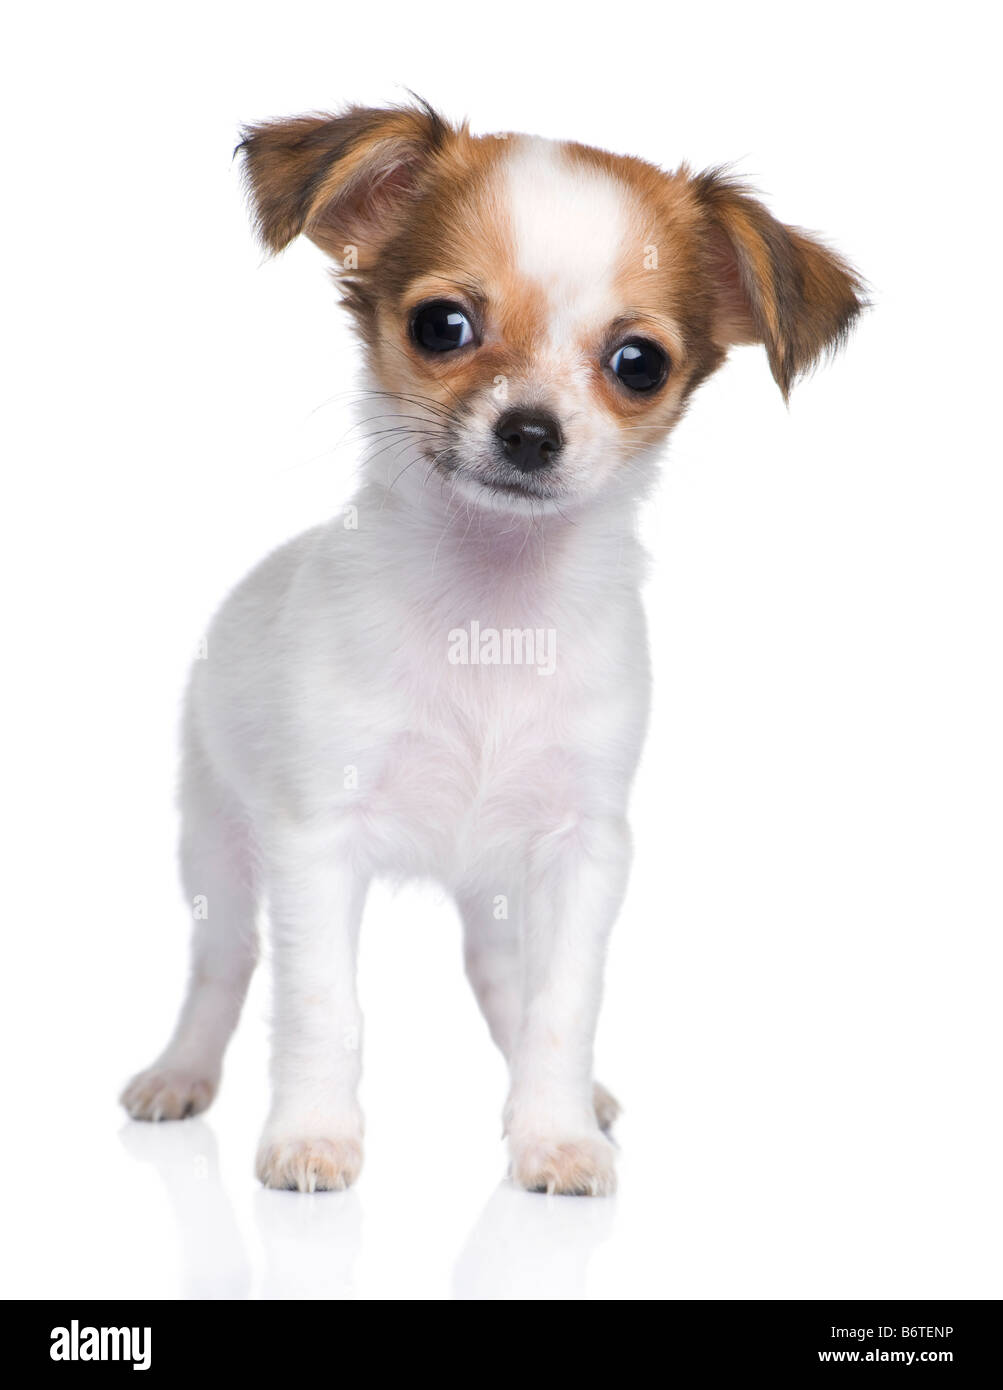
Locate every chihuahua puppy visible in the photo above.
<box><xmin>122</xmin><ymin>102</ymin><xmax>863</xmax><ymax>1194</ymax></box>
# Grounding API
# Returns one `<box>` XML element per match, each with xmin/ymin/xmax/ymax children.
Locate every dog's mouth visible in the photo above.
<box><xmin>483</xmin><ymin>475</ymin><xmax>560</xmax><ymax>499</ymax></box>
<box><xmin>425</xmin><ymin>446</ymin><xmax>567</xmax><ymax>504</ymax></box>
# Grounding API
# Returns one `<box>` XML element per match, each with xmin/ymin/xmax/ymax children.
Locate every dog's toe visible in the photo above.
<box><xmin>120</xmin><ymin>1067</ymin><xmax>216</xmax><ymax>1122</ymax></box>
<box><xmin>255</xmin><ymin>1135</ymin><xmax>363</xmax><ymax>1193</ymax></box>
<box><xmin>509</xmin><ymin>1132</ymin><xmax>617</xmax><ymax>1197</ymax></box>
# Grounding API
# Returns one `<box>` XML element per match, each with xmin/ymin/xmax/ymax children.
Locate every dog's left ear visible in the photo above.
<box><xmin>693</xmin><ymin>170</ymin><xmax>866</xmax><ymax>399</ymax></box>
<box><xmin>237</xmin><ymin>99</ymin><xmax>453</xmax><ymax>265</ymax></box>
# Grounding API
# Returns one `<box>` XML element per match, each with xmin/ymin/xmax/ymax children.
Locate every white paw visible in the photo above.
<box><xmin>255</xmin><ymin>1134</ymin><xmax>363</xmax><ymax>1193</ymax></box>
<box><xmin>120</xmin><ymin>1065</ymin><xmax>216</xmax><ymax>1121</ymax></box>
<box><xmin>593</xmin><ymin>1081</ymin><xmax>621</xmax><ymax>1134</ymax></box>
<box><xmin>509</xmin><ymin>1130</ymin><xmax>618</xmax><ymax>1197</ymax></box>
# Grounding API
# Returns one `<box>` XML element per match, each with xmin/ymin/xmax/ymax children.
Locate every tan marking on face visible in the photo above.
<box><xmin>367</xmin><ymin>133</ymin><xmax>550</xmax><ymax>410</ymax></box>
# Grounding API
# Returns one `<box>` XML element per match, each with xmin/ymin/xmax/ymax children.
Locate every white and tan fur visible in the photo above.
<box><xmin>122</xmin><ymin>104</ymin><xmax>863</xmax><ymax>1195</ymax></box>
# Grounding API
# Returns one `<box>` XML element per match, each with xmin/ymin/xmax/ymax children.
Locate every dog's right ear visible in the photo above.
<box><xmin>237</xmin><ymin>100</ymin><xmax>452</xmax><ymax>265</ymax></box>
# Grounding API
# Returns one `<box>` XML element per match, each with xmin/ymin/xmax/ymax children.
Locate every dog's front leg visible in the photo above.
<box><xmin>255</xmin><ymin>822</ymin><xmax>368</xmax><ymax>1192</ymax></box>
<box><xmin>506</xmin><ymin>814</ymin><xmax>631</xmax><ymax>1196</ymax></box>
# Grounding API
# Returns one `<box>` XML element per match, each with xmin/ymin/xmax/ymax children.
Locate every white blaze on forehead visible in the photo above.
<box><xmin>503</xmin><ymin>137</ymin><xmax>632</xmax><ymax>346</ymax></box>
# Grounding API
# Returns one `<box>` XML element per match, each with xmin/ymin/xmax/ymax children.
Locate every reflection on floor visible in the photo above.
<box><xmin>119</xmin><ymin>1116</ymin><xmax>613</xmax><ymax>1300</ymax></box>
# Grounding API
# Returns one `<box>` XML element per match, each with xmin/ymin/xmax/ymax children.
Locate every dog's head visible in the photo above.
<box><xmin>239</xmin><ymin>100</ymin><xmax>864</xmax><ymax>513</ymax></box>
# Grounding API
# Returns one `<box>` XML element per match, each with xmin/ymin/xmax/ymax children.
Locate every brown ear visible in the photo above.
<box><xmin>237</xmin><ymin>99</ymin><xmax>452</xmax><ymax>265</ymax></box>
<box><xmin>693</xmin><ymin>169</ymin><xmax>866</xmax><ymax>399</ymax></box>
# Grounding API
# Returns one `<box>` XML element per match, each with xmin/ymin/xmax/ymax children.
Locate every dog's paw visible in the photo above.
<box><xmin>593</xmin><ymin>1081</ymin><xmax>621</xmax><ymax>1134</ymax></box>
<box><xmin>120</xmin><ymin>1066</ymin><xmax>216</xmax><ymax>1122</ymax></box>
<box><xmin>255</xmin><ymin>1135</ymin><xmax>363</xmax><ymax>1193</ymax></box>
<box><xmin>509</xmin><ymin>1131</ymin><xmax>618</xmax><ymax>1197</ymax></box>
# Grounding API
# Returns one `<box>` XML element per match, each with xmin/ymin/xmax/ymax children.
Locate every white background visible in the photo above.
<box><xmin>2</xmin><ymin>1</ymin><xmax>1000</xmax><ymax>1300</ymax></box>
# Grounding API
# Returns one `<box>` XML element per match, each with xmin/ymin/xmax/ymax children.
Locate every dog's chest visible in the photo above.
<box><xmin>341</xmin><ymin>600</ymin><xmax>642</xmax><ymax>878</ymax></box>
<box><xmin>302</xmin><ymin>526</ymin><xmax>649</xmax><ymax>874</ymax></box>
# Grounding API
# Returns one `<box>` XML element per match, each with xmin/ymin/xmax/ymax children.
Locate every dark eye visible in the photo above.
<box><xmin>411</xmin><ymin>300</ymin><xmax>475</xmax><ymax>353</ymax></box>
<box><xmin>608</xmin><ymin>338</ymin><xmax>668</xmax><ymax>392</ymax></box>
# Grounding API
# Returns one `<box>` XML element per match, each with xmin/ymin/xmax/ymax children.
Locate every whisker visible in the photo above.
<box><xmin>311</xmin><ymin>387</ymin><xmax>459</xmax><ymax>424</ymax></box>
<box><xmin>387</xmin><ymin>446</ymin><xmax>432</xmax><ymax>494</ymax></box>
<box><xmin>360</xmin><ymin>433</ymin><xmax>437</xmax><ymax>470</ymax></box>
<box><xmin>355</xmin><ymin>424</ymin><xmax>444</xmax><ymax>441</ymax></box>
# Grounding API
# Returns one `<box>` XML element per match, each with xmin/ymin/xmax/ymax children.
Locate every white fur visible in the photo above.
<box><xmin>122</xmin><ymin>149</ymin><xmax>660</xmax><ymax>1196</ymax></box>
<box><xmin>505</xmin><ymin>138</ymin><xmax>629</xmax><ymax>346</ymax></box>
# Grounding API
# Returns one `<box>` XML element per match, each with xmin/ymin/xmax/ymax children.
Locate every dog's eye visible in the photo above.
<box><xmin>608</xmin><ymin>339</ymin><xmax>668</xmax><ymax>392</ymax></box>
<box><xmin>411</xmin><ymin>301</ymin><xmax>475</xmax><ymax>353</ymax></box>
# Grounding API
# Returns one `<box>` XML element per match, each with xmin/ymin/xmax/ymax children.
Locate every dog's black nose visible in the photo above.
<box><xmin>494</xmin><ymin>409</ymin><xmax>564</xmax><ymax>472</ymax></box>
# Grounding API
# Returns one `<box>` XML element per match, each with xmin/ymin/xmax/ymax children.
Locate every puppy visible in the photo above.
<box><xmin>122</xmin><ymin>102</ymin><xmax>863</xmax><ymax>1194</ymax></box>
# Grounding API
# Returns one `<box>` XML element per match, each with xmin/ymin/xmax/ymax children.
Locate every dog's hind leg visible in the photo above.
<box><xmin>457</xmin><ymin>884</ymin><xmax>524</xmax><ymax>1060</ymax></box>
<box><xmin>121</xmin><ymin>730</ymin><xmax>259</xmax><ymax>1121</ymax></box>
